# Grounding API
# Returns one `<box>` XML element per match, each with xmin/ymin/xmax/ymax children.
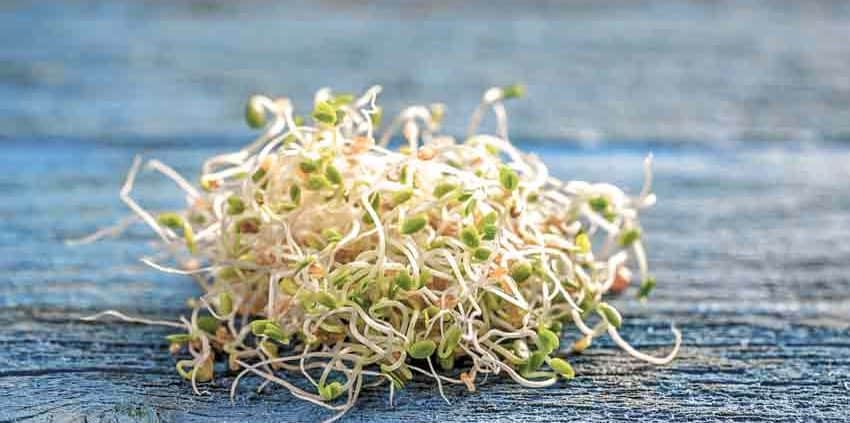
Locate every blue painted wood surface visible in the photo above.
<box><xmin>1</xmin><ymin>138</ymin><xmax>849</xmax><ymax>422</ymax></box>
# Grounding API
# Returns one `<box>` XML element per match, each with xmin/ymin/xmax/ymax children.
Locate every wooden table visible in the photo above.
<box><xmin>2</xmin><ymin>139</ymin><xmax>848</xmax><ymax>422</ymax></box>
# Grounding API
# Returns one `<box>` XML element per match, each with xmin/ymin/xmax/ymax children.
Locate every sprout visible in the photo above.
<box><xmin>322</xmin><ymin>228</ymin><xmax>342</xmax><ymax>243</ymax></box>
<box><xmin>250</xmin><ymin>319</ymin><xmax>273</xmax><ymax>335</ymax></box>
<box><xmin>183</xmin><ymin>225</ymin><xmax>196</xmax><ymax>254</ymax></box>
<box><xmin>195</xmin><ymin>356</ymin><xmax>214</xmax><ymax>382</ymax></box>
<box><xmin>176</xmin><ymin>356</ymin><xmax>214</xmax><ymax>383</ymax></box>
<box><xmin>433</xmin><ymin>182</ymin><xmax>456</xmax><ymax>198</ymax></box>
<box><xmin>472</xmin><ymin>247</ymin><xmax>492</xmax><ymax>261</ymax></box>
<box><xmin>200</xmin><ymin>178</ymin><xmax>218</xmax><ymax>192</ymax></box>
<box><xmin>370</xmin><ymin>106</ymin><xmax>383</xmax><ymax>128</ymax></box>
<box><xmin>575</xmin><ymin>232</ymin><xmax>591</xmax><ymax>254</ymax></box>
<box><xmin>165</xmin><ymin>333</ymin><xmax>194</xmax><ymax>344</ymax></box>
<box><xmin>619</xmin><ymin>228</ymin><xmax>641</xmax><ymax>247</ymax></box>
<box><xmin>251</xmin><ymin>168</ymin><xmax>266</xmax><ymax>183</ymax></box>
<box><xmin>407</xmin><ymin>339</ymin><xmax>437</xmax><ymax>359</ymax></box>
<box><xmin>457</xmin><ymin>191</ymin><xmax>473</xmax><ymax>202</ymax></box>
<box><xmin>395</xmin><ymin>271</ymin><xmax>416</xmax><ymax>290</ymax></box>
<box><xmin>289</xmin><ymin>185</ymin><xmax>301</xmax><ymax>204</ymax></box>
<box><xmin>197</xmin><ymin>315</ymin><xmax>219</xmax><ymax>333</ymax></box>
<box><xmin>260</xmin><ymin>340</ymin><xmax>279</xmax><ymax>358</ymax></box>
<box><xmin>391</xmin><ymin>188</ymin><xmax>414</xmax><ymax>206</ymax></box>
<box><xmin>498</xmin><ymin>165</ymin><xmax>519</xmax><ymax>191</ymax></box>
<box><xmin>157</xmin><ymin>213</ymin><xmax>195</xmax><ymax>253</ymax></box>
<box><xmin>596</xmin><ymin>302</ymin><xmax>623</xmax><ymax>328</ymax></box>
<box><xmin>460</xmin><ymin>226</ymin><xmax>480</xmax><ymax>248</ymax></box>
<box><xmin>536</xmin><ymin>327</ymin><xmax>560</xmax><ymax>354</ymax></box>
<box><xmin>430</xmin><ymin>103</ymin><xmax>446</xmax><ymax>123</ymax></box>
<box><xmin>589</xmin><ymin>196</ymin><xmax>608</xmax><ymax>213</ymax></box>
<box><xmin>84</xmin><ymin>86</ymin><xmax>678</xmax><ymax>421</ymax></box>
<box><xmin>252</xmin><ymin>319</ymin><xmax>289</xmax><ymax>343</ymax></box>
<box><xmin>279</xmin><ymin>278</ymin><xmax>298</xmax><ymax>296</ymax></box>
<box><xmin>525</xmin><ymin>351</ymin><xmax>546</xmax><ymax>372</ymax></box>
<box><xmin>299</xmin><ymin>159</ymin><xmax>319</xmax><ymax>173</ymax></box>
<box><xmin>315</xmin><ymin>292</ymin><xmax>337</xmax><ymax>309</ymax></box>
<box><xmin>401</xmin><ymin>215</ymin><xmax>427</xmax><ymax>235</ymax></box>
<box><xmin>638</xmin><ymin>277</ymin><xmax>657</xmax><ymax>300</ymax></box>
<box><xmin>330</xmin><ymin>93</ymin><xmax>354</xmax><ymax>106</ymax></box>
<box><xmin>312</xmin><ymin>101</ymin><xmax>338</xmax><ymax>125</ymax></box>
<box><xmin>218</xmin><ymin>292</ymin><xmax>233</xmax><ymax>315</ymax></box>
<box><xmin>439</xmin><ymin>354</ymin><xmax>455</xmax><ymax>371</ymax></box>
<box><xmin>438</xmin><ymin>326</ymin><xmax>462</xmax><ymax>359</ymax></box>
<box><xmin>306</xmin><ymin>175</ymin><xmax>330</xmax><ymax>191</ymax></box>
<box><xmin>245</xmin><ymin>95</ymin><xmax>266</xmax><ymax>129</ymax></box>
<box><xmin>227</xmin><ymin>196</ymin><xmax>245</xmax><ymax>215</ymax></box>
<box><xmin>325</xmin><ymin>164</ymin><xmax>343</xmax><ymax>185</ymax></box>
<box><xmin>501</xmin><ymin>83</ymin><xmax>526</xmax><ymax>99</ymax></box>
<box><xmin>157</xmin><ymin>213</ymin><xmax>183</xmax><ymax>230</ymax></box>
<box><xmin>481</xmin><ymin>223</ymin><xmax>498</xmax><ymax>240</ymax></box>
<box><xmin>510</xmin><ymin>261</ymin><xmax>533</xmax><ymax>283</ymax></box>
<box><xmin>419</xmin><ymin>268</ymin><xmax>432</xmax><ymax>287</ymax></box>
<box><xmin>319</xmin><ymin>381</ymin><xmax>345</xmax><ymax>401</ymax></box>
<box><xmin>548</xmin><ymin>358</ymin><xmax>575</xmax><ymax>379</ymax></box>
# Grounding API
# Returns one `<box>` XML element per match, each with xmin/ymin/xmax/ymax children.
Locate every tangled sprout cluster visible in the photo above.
<box><xmin>81</xmin><ymin>85</ymin><xmax>680</xmax><ymax>421</ymax></box>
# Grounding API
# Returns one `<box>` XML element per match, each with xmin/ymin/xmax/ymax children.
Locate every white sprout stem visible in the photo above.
<box><xmin>606</xmin><ymin>325</ymin><xmax>683</xmax><ymax>365</ymax></box>
<box><xmin>146</xmin><ymin>159</ymin><xmax>201</xmax><ymax>199</ymax></box>
<box><xmin>80</xmin><ymin>310</ymin><xmax>185</xmax><ymax>329</ymax></box>
<box><xmin>65</xmin><ymin>215</ymin><xmax>139</xmax><ymax>246</ymax></box>
<box><xmin>140</xmin><ymin>257</ymin><xmax>215</xmax><ymax>275</ymax></box>
<box><xmin>120</xmin><ymin>156</ymin><xmax>171</xmax><ymax>242</ymax></box>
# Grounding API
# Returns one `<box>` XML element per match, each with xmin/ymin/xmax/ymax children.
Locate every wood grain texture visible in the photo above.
<box><xmin>1</xmin><ymin>139</ymin><xmax>849</xmax><ymax>422</ymax></box>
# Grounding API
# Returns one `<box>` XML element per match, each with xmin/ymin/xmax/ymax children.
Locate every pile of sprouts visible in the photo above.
<box><xmin>79</xmin><ymin>85</ymin><xmax>680</xmax><ymax>421</ymax></box>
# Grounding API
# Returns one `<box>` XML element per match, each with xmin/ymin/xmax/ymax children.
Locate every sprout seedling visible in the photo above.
<box><xmin>78</xmin><ymin>85</ymin><xmax>681</xmax><ymax>422</ymax></box>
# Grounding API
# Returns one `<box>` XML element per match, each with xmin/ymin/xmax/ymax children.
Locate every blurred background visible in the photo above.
<box><xmin>2</xmin><ymin>0</ymin><xmax>850</xmax><ymax>144</ymax></box>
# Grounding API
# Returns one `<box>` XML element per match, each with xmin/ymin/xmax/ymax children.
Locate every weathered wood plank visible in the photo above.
<box><xmin>2</xmin><ymin>141</ymin><xmax>850</xmax><ymax>421</ymax></box>
<box><xmin>2</xmin><ymin>307</ymin><xmax>848</xmax><ymax>422</ymax></box>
